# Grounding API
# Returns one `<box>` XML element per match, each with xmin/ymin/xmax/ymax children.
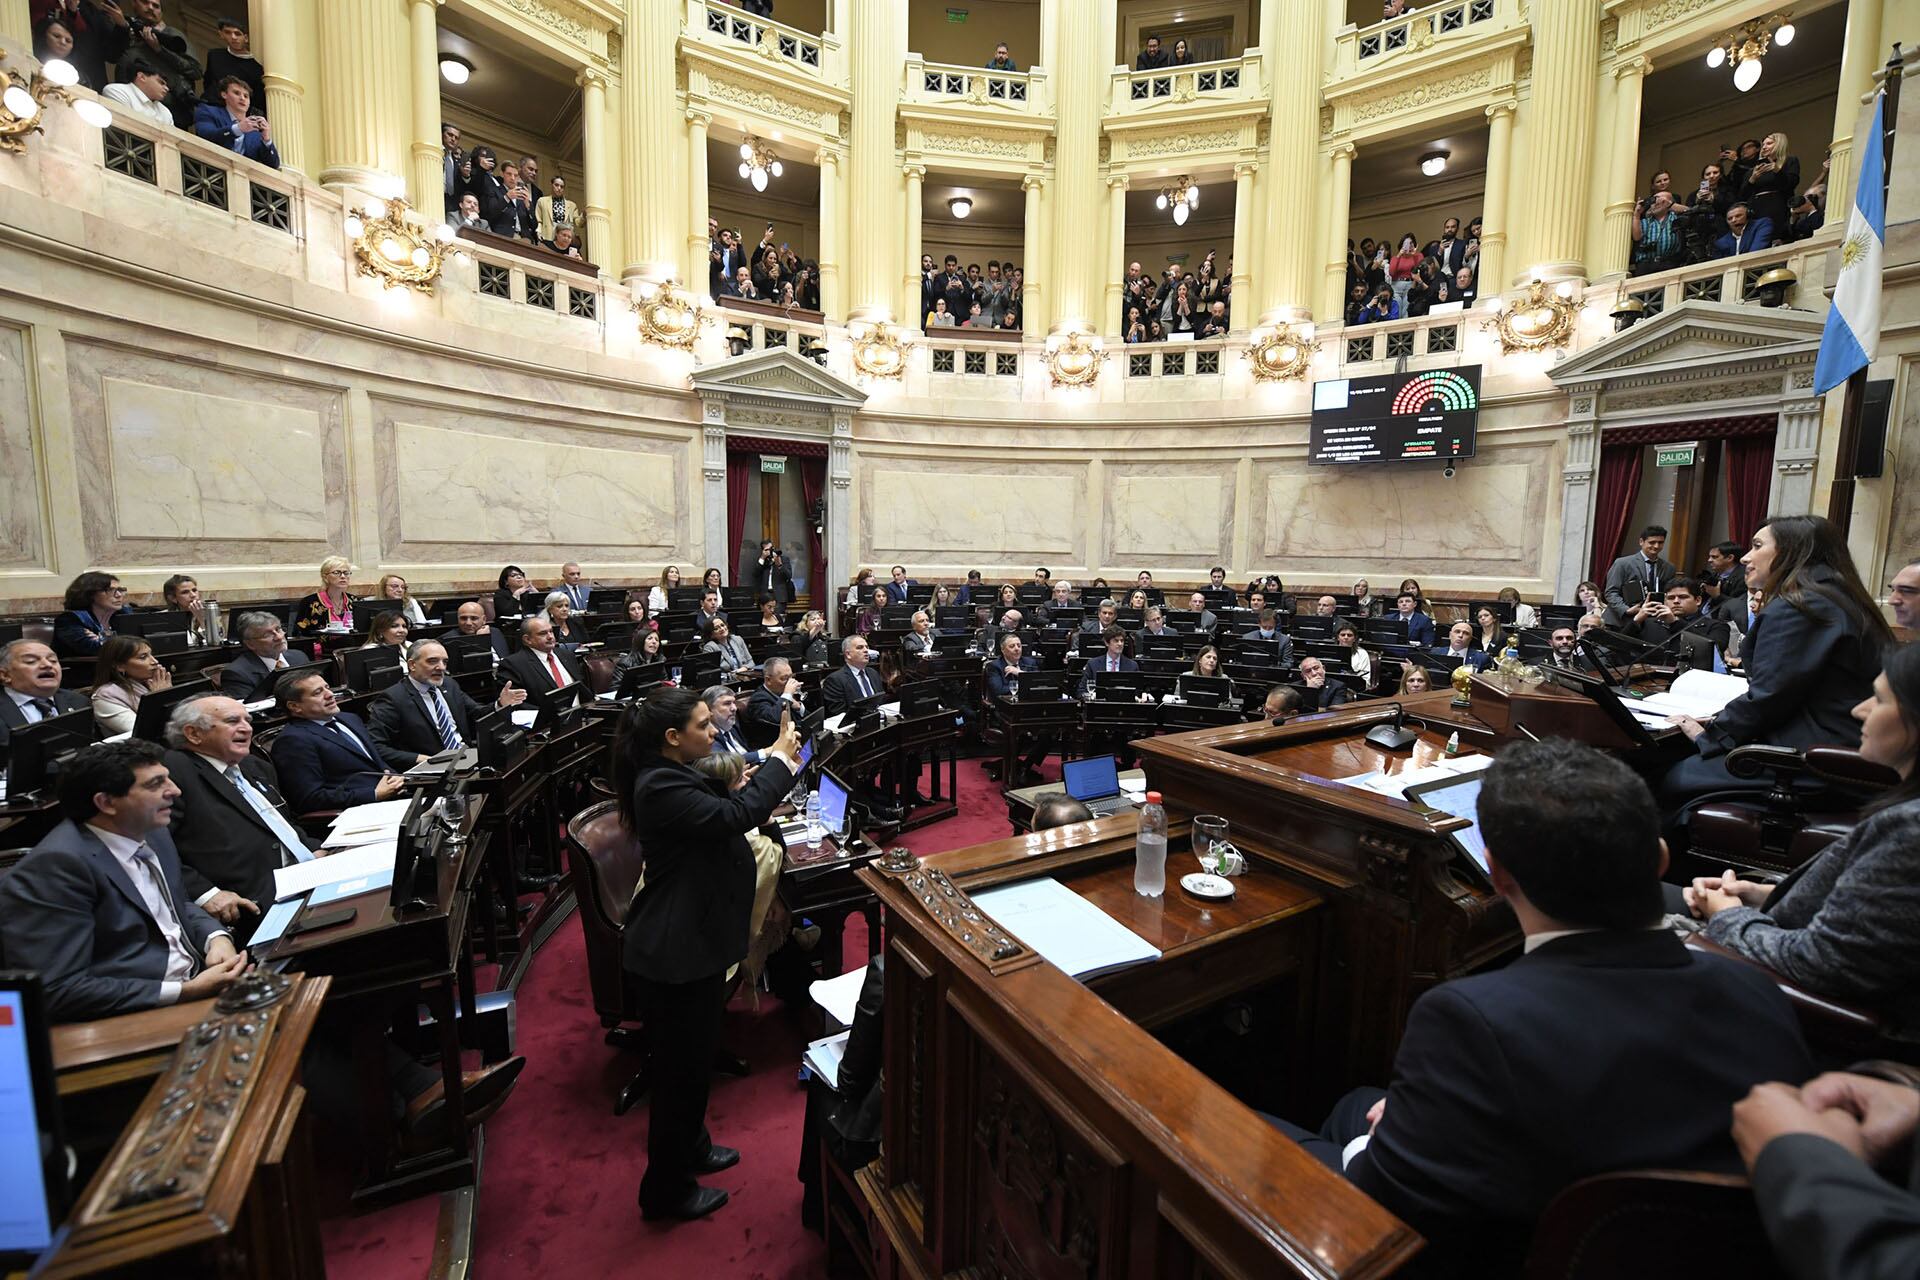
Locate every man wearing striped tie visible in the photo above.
<box><xmin>370</xmin><ymin>640</ymin><xmax>527</xmax><ymax>764</ymax></box>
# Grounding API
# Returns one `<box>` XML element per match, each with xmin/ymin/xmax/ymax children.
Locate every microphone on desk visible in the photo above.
<box><xmin>1364</xmin><ymin>701</ymin><xmax>1421</xmax><ymax>750</ymax></box>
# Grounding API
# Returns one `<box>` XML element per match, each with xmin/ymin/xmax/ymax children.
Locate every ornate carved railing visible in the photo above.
<box><xmin>904</xmin><ymin>57</ymin><xmax>1047</xmax><ymax>115</ymax></box>
<box><xmin>687</xmin><ymin>0</ymin><xmax>828</xmax><ymax>77</ymax></box>
<box><xmin>1110</xmin><ymin>51</ymin><xmax>1264</xmax><ymax>113</ymax></box>
<box><xmin>1341</xmin><ymin>0</ymin><xmax>1499</xmax><ymax>70</ymax></box>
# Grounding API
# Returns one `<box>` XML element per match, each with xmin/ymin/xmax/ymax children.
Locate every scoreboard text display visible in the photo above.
<box><xmin>1308</xmin><ymin>366</ymin><xmax>1481</xmax><ymax>465</ymax></box>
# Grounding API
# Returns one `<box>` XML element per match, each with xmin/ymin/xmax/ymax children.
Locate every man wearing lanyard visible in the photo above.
<box><xmin>500</xmin><ymin>616</ymin><xmax>588</xmax><ymax>697</ymax></box>
<box><xmin>268</xmin><ymin>670</ymin><xmax>414</xmax><ymax>815</ymax></box>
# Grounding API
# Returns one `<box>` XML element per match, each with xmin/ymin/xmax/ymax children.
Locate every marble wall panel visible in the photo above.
<box><xmin>0</xmin><ymin>325</ymin><xmax>46</xmax><ymax>567</ymax></box>
<box><xmin>1104</xmin><ymin>465</ymin><xmax>1234</xmax><ymax>567</ymax></box>
<box><xmin>860</xmin><ymin>459</ymin><xmax>1086</xmax><ymax>564</ymax></box>
<box><xmin>103</xmin><ymin>378</ymin><xmax>328</xmax><ymax>541</ymax></box>
<box><xmin>1887</xmin><ymin>361</ymin><xmax>1920</xmax><ymax>572</ymax></box>
<box><xmin>1249</xmin><ymin>441</ymin><xmax>1560</xmax><ymax>582</ymax></box>
<box><xmin>64</xmin><ymin>340</ymin><xmax>350</xmax><ymax>565</ymax></box>
<box><xmin>380</xmin><ymin>414</ymin><xmax>683</xmax><ymax>558</ymax></box>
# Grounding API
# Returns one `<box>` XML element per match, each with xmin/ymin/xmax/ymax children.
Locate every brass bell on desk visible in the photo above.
<box><xmin>1450</xmin><ymin>663</ymin><xmax>1474</xmax><ymax>708</ymax></box>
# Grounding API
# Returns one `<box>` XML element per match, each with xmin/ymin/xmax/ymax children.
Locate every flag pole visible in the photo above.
<box><xmin>1828</xmin><ymin>43</ymin><xmax>1903</xmax><ymax>533</ymax></box>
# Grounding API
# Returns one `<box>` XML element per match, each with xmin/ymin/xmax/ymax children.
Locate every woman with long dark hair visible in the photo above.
<box><xmin>1661</xmin><ymin>514</ymin><xmax>1892</xmax><ymax>806</ymax></box>
<box><xmin>1687</xmin><ymin>641</ymin><xmax>1920</xmax><ymax>1038</ymax></box>
<box><xmin>614</xmin><ymin>688</ymin><xmax>800</xmax><ymax>1221</ymax></box>
<box><xmin>90</xmin><ymin>635</ymin><xmax>171</xmax><ymax>735</ymax></box>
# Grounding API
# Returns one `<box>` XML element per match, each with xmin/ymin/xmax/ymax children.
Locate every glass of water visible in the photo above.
<box><xmin>1193</xmin><ymin>814</ymin><xmax>1229</xmax><ymax>874</ymax></box>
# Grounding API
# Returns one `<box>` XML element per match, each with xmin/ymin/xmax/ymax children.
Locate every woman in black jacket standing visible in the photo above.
<box><xmin>614</xmin><ymin>688</ymin><xmax>801</xmax><ymax>1221</ymax></box>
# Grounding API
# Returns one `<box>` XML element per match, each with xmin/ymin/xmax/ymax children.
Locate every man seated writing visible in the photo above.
<box><xmin>1265</xmin><ymin>740</ymin><xmax>1811</xmax><ymax>1275</ymax></box>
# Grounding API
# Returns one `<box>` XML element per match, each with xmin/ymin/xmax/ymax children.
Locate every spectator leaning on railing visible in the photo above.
<box><xmin>102</xmin><ymin>56</ymin><xmax>174</xmax><ymax>128</ymax></box>
<box><xmin>193</xmin><ymin>75</ymin><xmax>279</xmax><ymax>169</ymax></box>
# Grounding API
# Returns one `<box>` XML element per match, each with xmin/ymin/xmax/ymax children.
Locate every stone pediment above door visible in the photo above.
<box><xmin>690</xmin><ymin>349</ymin><xmax>868</xmax><ymax>418</ymax></box>
<box><xmin>1552</xmin><ymin>300</ymin><xmax>1825</xmax><ymax>392</ymax></box>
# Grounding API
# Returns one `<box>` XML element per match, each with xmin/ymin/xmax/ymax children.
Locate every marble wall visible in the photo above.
<box><xmin>0</xmin><ymin>324</ymin><xmax>46</xmax><ymax>572</ymax></box>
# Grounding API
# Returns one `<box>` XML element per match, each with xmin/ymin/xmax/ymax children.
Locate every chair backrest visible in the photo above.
<box><xmin>1525</xmin><ymin>1169</ymin><xmax>1787</xmax><ymax>1280</ymax></box>
<box><xmin>565</xmin><ymin>799</ymin><xmax>645</xmax><ymax>1025</ymax></box>
<box><xmin>582</xmin><ymin>654</ymin><xmax>616</xmax><ymax>696</ymax></box>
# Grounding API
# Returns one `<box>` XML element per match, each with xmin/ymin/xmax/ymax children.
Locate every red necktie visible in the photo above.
<box><xmin>547</xmin><ymin>653</ymin><xmax>564</xmax><ymax>686</ymax></box>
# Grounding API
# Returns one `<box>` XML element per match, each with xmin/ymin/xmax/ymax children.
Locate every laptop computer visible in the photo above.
<box><xmin>1060</xmin><ymin>755</ymin><xmax>1135</xmax><ymax>818</ymax></box>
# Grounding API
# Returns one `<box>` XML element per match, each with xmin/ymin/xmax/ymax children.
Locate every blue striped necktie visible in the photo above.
<box><xmin>424</xmin><ymin>684</ymin><xmax>462</xmax><ymax>750</ymax></box>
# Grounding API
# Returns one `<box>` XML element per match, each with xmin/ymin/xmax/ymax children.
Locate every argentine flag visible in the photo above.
<box><xmin>1814</xmin><ymin>91</ymin><xmax>1887</xmax><ymax>395</ymax></box>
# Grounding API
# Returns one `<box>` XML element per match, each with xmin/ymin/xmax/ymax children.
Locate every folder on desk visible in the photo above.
<box><xmin>273</xmin><ymin>839</ymin><xmax>398</xmax><ymax>900</ymax></box>
<box><xmin>970</xmin><ymin>878</ymin><xmax>1160</xmax><ymax>980</ymax></box>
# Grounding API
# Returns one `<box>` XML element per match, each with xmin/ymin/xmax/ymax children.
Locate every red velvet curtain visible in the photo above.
<box><xmin>1590</xmin><ymin>442</ymin><xmax>1644</xmax><ymax>584</ymax></box>
<box><xmin>798</xmin><ymin>457</ymin><xmax>827</xmax><ymax>598</ymax></box>
<box><xmin>1724</xmin><ymin>435</ymin><xmax>1776</xmax><ymax>545</ymax></box>
<box><xmin>725</xmin><ymin>453</ymin><xmax>751</xmax><ymax>587</ymax></box>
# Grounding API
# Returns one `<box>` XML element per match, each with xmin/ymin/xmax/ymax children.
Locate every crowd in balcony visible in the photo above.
<box><xmin>920</xmin><ymin>255</ymin><xmax>1024</xmax><ymax>332</ymax></box>
<box><xmin>34</xmin><ymin>2</ymin><xmax>279</xmax><ymax>169</ymax></box>
<box><xmin>710</xmin><ymin>220</ymin><xmax>823</xmax><ymax>312</ymax></box>
<box><xmin>1121</xmin><ymin>252</ymin><xmax>1232</xmax><ymax>342</ymax></box>
<box><xmin>443</xmin><ymin>126</ymin><xmax>586</xmax><ymax>262</ymax></box>
<box><xmin>1629</xmin><ymin>133</ymin><xmax>1826</xmax><ymax>276</ymax></box>
<box><xmin>1345</xmin><ymin>213</ymin><xmax>1481</xmax><ymax>325</ymax></box>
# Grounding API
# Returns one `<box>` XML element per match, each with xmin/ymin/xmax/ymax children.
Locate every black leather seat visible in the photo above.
<box><xmin>564</xmin><ymin>798</ymin><xmax>652</xmax><ymax>1114</ymax></box>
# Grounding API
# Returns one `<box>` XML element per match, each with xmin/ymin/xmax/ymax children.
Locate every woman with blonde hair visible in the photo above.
<box><xmin>376</xmin><ymin>573</ymin><xmax>427</xmax><ymax>625</ymax></box>
<box><xmin>1740</xmin><ymin>131</ymin><xmax>1800</xmax><ymax>232</ymax></box>
<box><xmin>295</xmin><ymin>556</ymin><xmax>356</xmax><ymax>635</ymax></box>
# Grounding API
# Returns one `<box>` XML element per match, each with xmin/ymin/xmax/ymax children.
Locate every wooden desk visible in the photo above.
<box><xmin>52</xmin><ymin>999</ymin><xmax>215</xmax><ymax>1098</ymax></box>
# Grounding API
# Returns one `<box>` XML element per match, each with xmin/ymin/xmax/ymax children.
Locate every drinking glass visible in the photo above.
<box><xmin>1193</xmin><ymin>814</ymin><xmax>1229</xmax><ymax>873</ymax></box>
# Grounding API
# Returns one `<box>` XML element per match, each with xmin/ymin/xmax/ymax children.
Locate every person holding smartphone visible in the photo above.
<box><xmin>615</xmin><ymin>690</ymin><xmax>801</xmax><ymax>1222</ymax></box>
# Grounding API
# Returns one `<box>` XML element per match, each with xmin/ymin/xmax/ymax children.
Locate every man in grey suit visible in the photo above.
<box><xmin>221</xmin><ymin>611</ymin><xmax>311</xmax><ymax>703</ymax></box>
<box><xmin>0</xmin><ymin>639</ymin><xmax>93</xmax><ymax>756</ymax></box>
<box><xmin>1602</xmin><ymin>524</ymin><xmax>1677</xmax><ymax>621</ymax></box>
<box><xmin>0</xmin><ymin>740</ymin><xmax>249</xmax><ymax>1022</ymax></box>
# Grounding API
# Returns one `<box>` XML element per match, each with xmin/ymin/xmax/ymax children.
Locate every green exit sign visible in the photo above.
<box><xmin>946</xmin><ymin>8</ymin><xmax>967</xmax><ymax>20</ymax></box>
<box><xmin>759</xmin><ymin>455</ymin><xmax>786</xmax><ymax>474</ymax></box>
<box><xmin>1656</xmin><ymin>444</ymin><xmax>1697</xmax><ymax>468</ymax></box>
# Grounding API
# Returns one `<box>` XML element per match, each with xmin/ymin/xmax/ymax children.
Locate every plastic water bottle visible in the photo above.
<box><xmin>805</xmin><ymin>792</ymin><xmax>824</xmax><ymax>854</ymax></box>
<box><xmin>1134</xmin><ymin>790</ymin><xmax>1168</xmax><ymax>897</ymax></box>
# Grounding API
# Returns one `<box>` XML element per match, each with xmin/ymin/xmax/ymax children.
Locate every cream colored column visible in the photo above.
<box><xmin>1478</xmin><ymin>100</ymin><xmax>1516</xmax><ymax>297</ymax></box>
<box><xmin>1045</xmin><ymin>0</ymin><xmax>1107</xmax><ymax>330</ymax></box>
<box><xmin>1516</xmin><ymin>0</ymin><xmax>1602</xmax><ymax>281</ymax></box>
<box><xmin>0</xmin><ymin>0</ymin><xmax>31</xmax><ymax>47</ymax></box>
<box><xmin>1260</xmin><ymin>0</ymin><xmax>1323</xmax><ymax>321</ymax></box>
<box><xmin>315</xmin><ymin>0</ymin><xmax>410</xmax><ymax>192</ymax></box>
<box><xmin>817</xmin><ymin>145</ymin><xmax>844</xmax><ymax>320</ymax></box>
<box><xmin>847</xmin><ymin>0</ymin><xmax>903</xmax><ymax>321</ymax></box>
<box><xmin>1021</xmin><ymin>174</ymin><xmax>1046</xmax><ymax>338</ymax></box>
<box><xmin>1229</xmin><ymin>162</ymin><xmax>1255</xmax><ymax>323</ymax></box>
<box><xmin>1826</xmin><ymin>1</ymin><xmax>1885</xmax><ymax>213</ymax></box>
<box><xmin>683</xmin><ymin>107</ymin><xmax>711</xmax><ymax>290</ymax></box>
<box><xmin>577</xmin><ymin>70</ymin><xmax>611</xmax><ymax>272</ymax></box>
<box><xmin>257</xmin><ymin>0</ymin><xmax>310</xmax><ymax>174</ymax></box>
<box><xmin>1594</xmin><ymin>57</ymin><xmax>1649</xmax><ymax>279</ymax></box>
<box><xmin>405</xmin><ymin>0</ymin><xmax>444</xmax><ymax>216</ymax></box>
<box><xmin>900</xmin><ymin>163</ymin><xmax>924</xmax><ymax>325</ymax></box>
<box><xmin>1322</xmin><ymin>143</ymin><xmax>1355</xmax><ymax>322</ymax></box>
<box><xmin>621</xmin><ymin>0</ymin><xmax>680</xmax><ymax>282</ymax></box>
<box><xmin>1103</xmin><ymin>176</ymin><xmax>1128</xmax><ymax>336</ymax></box>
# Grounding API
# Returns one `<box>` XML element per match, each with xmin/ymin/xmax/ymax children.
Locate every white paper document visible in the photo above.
<box><xmin>1630</xmin><ymin>669</ymin><xmax>1748</xmax><ymax>723</ymax></box>
<box><xmin>803</xmin><ymin>1030</ymin><xmax>851</xmax><ymax>1089</ymax></box>
<box><xmin>970</xmin><ymin>877</ymin><xmax>1160</xmax><ymax>980</ymax></box>
<box><xmin>273</xmin><ymin>839</ymin><xmax>398</xmax><ymax>900</ymax></box>
<box><xmin>809</xmin><ymin>966</ymin><xmax>868</xmax><ymax>1027</ymax></box>
<box><xmin>328</xmin><ymin>798</ymin><xmax>413</xmax><ymax>833</ymax></box>
<box><xmin>1341</xmin><ymin>752</ymin><xmax>1495</xmax><ymax>801</ymax></box>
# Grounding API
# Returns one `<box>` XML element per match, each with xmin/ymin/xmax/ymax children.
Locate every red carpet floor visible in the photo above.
<box><xmin>322</xmin><ymin>756</ymin><xmax>1036</xmax><ymax>1280</ymax></box>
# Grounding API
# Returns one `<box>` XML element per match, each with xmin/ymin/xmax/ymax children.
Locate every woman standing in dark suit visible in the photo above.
<box><xmin>614</xmin><ymin>689</ymin><xmax>801</xmax><ymax>1222</ymax></box>
<box><xmin>1660</xmin><ymin>514</ymin><xmax>1891</xmax><ymax>808</ymax></box>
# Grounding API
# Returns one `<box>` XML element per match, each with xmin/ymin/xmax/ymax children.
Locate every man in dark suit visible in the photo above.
<box><xmin>440</xmin><ymin>601</ymin><xmax>510</xmax><ymax>665</ymax></box>
<box><xmin>556</xmin><ymin>562</ymin><xmax>593</xmax><ymax>612</ymax></box>
<box><xmin>884</xmin><ymin>565</ymin><xmax>917</xmax><ymax>605</ymax></box>
<box><xmin>1623</xmin><ymin>578</ymin><xmax>1731</xmax><ymax>668</ymax></box>
<box><xmin>498</xmin><ymin>616</ymin><xmax>588</xmax><ymax>696</ymax></box>
<box><xmin>0</xmin><ymin>640</ymin><xmax>93</xmax><ymax>756</ymax></box>
<box><xmin>269</xmin><ymin>669</ymin><xmax>412</xmax><ymax>814</ymax></box>
<box><xmin>1543</xmin><ymin>625</ymin><xmax>1586</xmax><ymax>673</ymax></box>
<box><xmin>221</xmin><ymin>611</ymin><xmax>311</xmax><ymax>703</ymax></box>
<box><xmin>1243</xmin><ymin>607</ymin><xmax>1297</xmax><ymax>669</ymax></box>
<box><xmin>160</xmin><ymin>693</ymin><xmax>316</xmax><ymax>942</ymax></box>
<box><xmin>369</xmin><ymin>640</ymin><xmax>527</xmax><ymax>761</ymax></box>
<box><xmin>741</xmin><ymin>657</ymin><xmax>802</xmax><ymax>750</ymax></box>
<box><xmin>1425</xmin><ymin>217</ymin><xmax>1468</xmax><ymax>276</ymax></box>
<box><xmin>0</xmin><ymin>740</ymin><xmax>247</xmax><ymax>1022</ymax></box>
<box><xmin>1736</xmin><ymin>1068</ymin><xmax>1920</xmax><ymax>1280</ymax></box>
<box><xmin>1078</xmin><ymin>599</ymin><xmax>1118</xmax><ymax>637</ymax></box>
<box><xmin>1185</xmin><ymin>591</ymin><xmax>1219</xmax><ymax>634</ymax></box>
<box><xmin>1135</xmin><ymin>34</ymin><xmax>1169</xmax><ymax>69</ymax></box>
<box><xmin>1712</xmin><ymin>202</ymin><xmax>1775</xmax><ymax>257</ymax></box>
<box><xmin>1296</xmin><ymin>657</ymin><xmax>1352</xmax><ymax>711</ymax></box>
<box><xmin>1432</xmin><ymin>620</ymin><xmax>1493</xmax><ymax>672</ymax></box>
<box><xmin>750</xmin><ymin>542</ymin><xmax>795</xmax><ymax>605</ymax></box>
<box><xmin>1266</xmin><ymin>740</ymin><xmax>1813</xmax><ymax>1276</ymax></box>
<box><xmin>1603</xmin><ymin>524</ymin><xmax>1677</xmax><ymax>621</ymax></box>
<box><xmin>985</xmin><ymin>632</ymin><xmax>1040</xmax><ymax>700</ymax></box>
<box><xmin>691</xmin><ymin>589</ymin><xmax>728</xmax><ymax>639</ymax></box>
<box><xmin>821</xmin><ymin>635</ymin><xmax>885</xmax><ymax>718</ymax></box>
<box><xmin>1079</xmin><ymin>627</ymin><xmax>1137</xmax><ymax>697</ymax></box>
<box><xmin>1702</xmin><ymin>541</ymin><xmax>1747</xmax><ymax>618</ymax></box>
<box><xmin>1390</xmin><ymin>592</ymin><xmax>1437</xmax><ymax>648</ymax></box>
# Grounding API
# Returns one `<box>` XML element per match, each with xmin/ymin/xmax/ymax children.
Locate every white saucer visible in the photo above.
<box><xmin>1180</xmin><ymin>872</ymin><xmax>1235</xmax><ymax>900</ymax></box>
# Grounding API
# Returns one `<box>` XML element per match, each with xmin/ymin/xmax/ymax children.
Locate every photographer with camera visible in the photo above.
<box><xmin>116</xmin><ymin>0</ymin><xmax>200</xmax><ymax>129</ymax></box>
<box><xmin>751</xmin><ymin>540</ymin><xmax>793</xmax><ymax>606</ymax></box>
<box><xmin>1629</xmin><ymin>191</ymin><xmax>1682</xmax><ymax>276</ymax></box>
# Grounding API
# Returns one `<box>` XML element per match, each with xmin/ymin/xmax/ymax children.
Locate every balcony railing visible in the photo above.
<box><xmin>1350</xmin><ymin>0</ymin><xmax>1497</xmax><ymax>64</ymax></box>
<box><xmin>717</xmin><ymin>299</ymin><xmax>829</xmax><ymax>365</ymax></box>
<box><xmin>1607</xmin><ymin>237</ymin><xmax>1834</xmax><ymax>326</ymax></box>
<box><xmin>95</xmin><ymin>113</ymin><xmax>305</xmax><ymax>248</ymax></box>
<box><xmin>903</xmin><ymin>57</ymin><xmax>1049</xmax><ymax>115</ymax></box>
<box><xmin>1111</xmin><ymin>51</ymin><xmax>1263</xmax><ymax>112</ymax></box>
<box><xmin>686</xmin><ymin>0</ymin><xmax>829</xmax><ymax>78</ymax></box>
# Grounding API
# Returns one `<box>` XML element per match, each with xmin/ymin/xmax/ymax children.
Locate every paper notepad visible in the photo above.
<box><xmin>273</xmin><ymin>839</ymin><xmax>398</xmax><ymax>900</ymax></box>
<box><xmin>969</xmin><ymin>878</ymin><xmax>1160</xmax><ymax>980</ymax></box>
<box><xmin>1631</xmin><ymin>669</ymin><xmax>1748</xmax><ymax>722</ymax></box>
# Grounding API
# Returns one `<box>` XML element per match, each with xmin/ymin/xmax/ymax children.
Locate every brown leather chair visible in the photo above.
<box><xmin>582</xmin><ymin>654</ymin><xmax>615</xmax><ymax>696</ymax></box>
<box><xmin>1524</xmin><ymin>1169</ymin><xmax>1787</xmax><ymax>1279</ymax></box>
<box><xmin>564</xmin><ymin>799</ymin><xmax>651</xmax><ymax>1111</ymax></box>
<box><xmin>1686</xmin><ymin>745</ymin><xmax>1898</xmax><ymax>881</ymax></box>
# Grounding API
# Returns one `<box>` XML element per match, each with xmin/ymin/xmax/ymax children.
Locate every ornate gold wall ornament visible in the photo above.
<box><xmin>343</xmin><ymin>196</ymin><xmax>458</xmax><ymax>293</ymax></box>
<box><xmin>1045</xmin><ymin>331</ymin><xmax>1105</xmax><ymax>389</ymax></box>
<box><xmin>850</xmin><ymin>322</ymin><xmax>909</xmax><ymax>379</ymax></box>
<box><xmin>1483</xmin><ymin>279</ymin><xmax>1580</xmax><ymax>354</ymax></box>
<box><xmin>0</xmin><ymin>50</ymin><xmax>83</xmax><ymax>156</ymax></box>
<box><xmin>1246</xmin><ymin>325</ymin><xmax>1319</xmax><ymax>382</ymax></box>
<box><xmin>634</xmin><ymin>278</ymin><xmax>706</xmax><ymax>351</ymax></box>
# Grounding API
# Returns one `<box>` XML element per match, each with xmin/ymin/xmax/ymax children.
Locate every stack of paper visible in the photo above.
<box><xmin>969</xmin><ymin>878</ymin><xmax>1160</xmax><ymax>980</ymax></box>
<box><xmin>1631</xmin><ymin>670</ymin><xmax>1748</xmax><ymax>723</ymax></box>
<box><xmin>803</xmin><ymin>1030</ymin><xmax>851</xmax><ymax>1089</ymax></box>
<box><xmin>322</xmin><ymin>798</ymin><xmax>411</xmax><ymax>849</ymax></box>
<box><xmin>273</xmin><ymin>839</ymin><xmax>399</xmax><ymax>900</ymax></box>
<box><xmin>1341</xmin><ymin>752</ymin><xmax>1494</xmax><ymax>801</ymax></box>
